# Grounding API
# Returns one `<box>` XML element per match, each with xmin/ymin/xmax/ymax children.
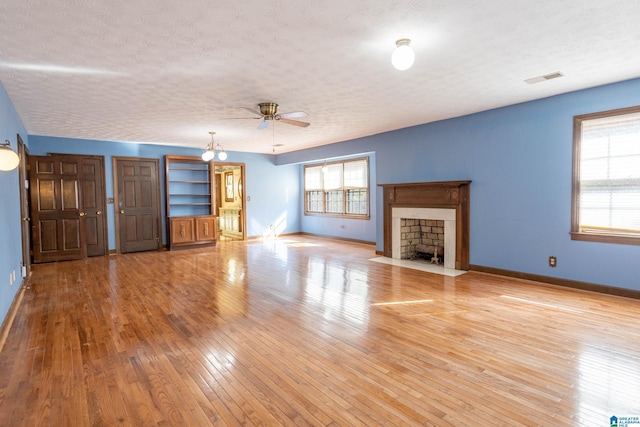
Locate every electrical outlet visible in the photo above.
<box><xmin>549</xmin><ymin>256</ymin><xmax>557</xmax><ymax>267</ymax></box>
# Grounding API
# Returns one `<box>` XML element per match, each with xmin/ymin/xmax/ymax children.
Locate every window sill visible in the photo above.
<box><xmin>570</xmin><ymin>231</ymin><xmax>640</xmax><ymax>246</ymax></box>
<box><xmin>304</xmin><ymin>212</ymin><xmax>370</xmax><ymax>220</ymax></box>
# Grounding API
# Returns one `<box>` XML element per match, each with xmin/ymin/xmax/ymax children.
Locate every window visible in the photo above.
<box><xmin>572</xmin><ymin>105</ymin><xmax>640</xmax><ymax>245</ymax></box>
<box><xmin>304</xmin><ymin>158</ymin><xmax>369</xmax><ymax>218</ymax></box>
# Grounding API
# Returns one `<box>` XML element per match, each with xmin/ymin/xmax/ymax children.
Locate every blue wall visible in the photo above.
<box><xmin>0</xmin><ymin>83</ymin><xmax>28</xmax><ymax>327</ymax></box>
<box><xmin>278</xmin><ymin>78</ymin><xmax>640</xmax><ymax>291</ymax></box>
<box><xmin>28</xmin><ymin>136</ymin><xmax>301</xmax><ymax>249</ymax></box>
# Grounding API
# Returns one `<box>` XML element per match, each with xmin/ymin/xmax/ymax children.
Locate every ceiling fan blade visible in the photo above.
<box><xmin>240</xmin><ymin>107</ymin><xmax>263</xmax><ymax>117</ymax></box>
<box><xmin>277</xmin><ymin>117</ymin><xmax>310</xmax><ymax>127</ymax></box>
<box><xmin>257</xmin><ymin>119</ymin><xmax>271</xmax><ymax>130</ymax></box>
<box><xmin>277</xmin><ymin>111</ymin><xmax>308</xmax><ymax>119</ymax></box>
<box><xmin>220</xmin><ymin>117</ymin><xmax>261</xmax><ymax>120</ymax></box>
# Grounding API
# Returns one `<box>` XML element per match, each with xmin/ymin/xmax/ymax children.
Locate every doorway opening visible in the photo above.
<box><xmin>214</xmin><ymin>162</ymin><xmax>246</xmax><ymax>241</ymax></box>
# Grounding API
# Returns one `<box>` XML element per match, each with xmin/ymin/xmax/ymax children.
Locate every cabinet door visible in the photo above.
<box><xmin>170</xmin><ymin>217</ymin><xmax>195</xmax><ymax>245</ymax></box>
<box><xmin>195</xmin><ymin>216</ymin><xmax>216</xmax><ymax>242</ymax></box>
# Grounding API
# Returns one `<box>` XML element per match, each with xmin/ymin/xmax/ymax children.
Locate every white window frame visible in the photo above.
<box><xmin>571</xmin><ymin>105</ymin><xmax>640</xmax><ymax>245</ymax></box>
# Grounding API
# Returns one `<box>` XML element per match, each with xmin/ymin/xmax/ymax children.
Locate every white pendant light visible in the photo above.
<box><xmin>202</xmin><ymin>131</ymin><xmax>216</xmax><ymax>161</ymax></box>
<box><xmin>0</xmin><ymin>140</ymin><xmax>20</xmax><ymax>171</ymax></box>
<box><xmin>391</xmin><ymin>38</ymin><xmax>415</xmax><ymax>71</ymax></box>
<box><xmin>201</xmin><ymin>148</ymin><xmax>215</xmax><ymax>162</ymax></box>
<box><xmin>216</xmin><ymin>143</ymin><xmax>227</xmax><ymax>161</ymax></box>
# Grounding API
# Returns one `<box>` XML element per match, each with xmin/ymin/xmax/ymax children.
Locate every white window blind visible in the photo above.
<box><xmin>343</xmin><ymin>159</ymin><xmax>368</xmax><ymax>188</ymax></box>
<box><xmin>305</xmin><ymin>166</ymin><xmax>323</xmax><ymax>191</ymax></box>
<box><xmin>578</xmin><ymin>110</ymin><xmax>640</xmax><ymax>234</ymax></box>
<box><xmin>323</xmin><ymin>164</ymin><xmax>343</xmax><ymax>190</ymax></box>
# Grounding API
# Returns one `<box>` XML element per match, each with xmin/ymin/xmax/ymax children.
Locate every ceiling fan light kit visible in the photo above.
<box><xmin>392</xmin><ymin>38</ymin><xmax>415</xmax><ymax>71</ymax></box>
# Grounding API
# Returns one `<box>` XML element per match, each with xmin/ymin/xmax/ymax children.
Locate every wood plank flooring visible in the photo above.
<box><xmin>1</xmin><ymin>236</ymin><xmax>639</xmax><ymax>426</ymax></box>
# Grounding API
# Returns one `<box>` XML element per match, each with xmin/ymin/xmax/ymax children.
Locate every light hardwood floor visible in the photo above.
<box><xmin>0</xmin><ymin>236</ymin><xmax>638</xmax><ymax>426</ymax></box>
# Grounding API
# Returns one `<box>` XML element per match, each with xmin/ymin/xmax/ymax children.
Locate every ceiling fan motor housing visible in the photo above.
<box><xmin>259</xmin><ymin>102</ymin><xmax>279</xmax><ymax>119</ymax></box>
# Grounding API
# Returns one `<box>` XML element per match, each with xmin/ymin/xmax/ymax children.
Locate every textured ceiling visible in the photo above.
<box><xmin>1</xmin><ymin>0</ymin><xmax>639</xmax><ymax>154</ymax></box>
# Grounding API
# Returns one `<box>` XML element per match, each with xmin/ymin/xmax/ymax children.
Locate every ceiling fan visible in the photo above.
<box><xmin>236</xmin><ymin>102</ymin><xmax>310</xmax><ymax>130</ymax></box>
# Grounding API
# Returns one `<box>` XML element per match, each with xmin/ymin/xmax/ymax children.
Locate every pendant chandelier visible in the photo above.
<box><xmin>201</xmin><ymin>131</ymin><xmax>227</xmax><ymax>161</ymax></box>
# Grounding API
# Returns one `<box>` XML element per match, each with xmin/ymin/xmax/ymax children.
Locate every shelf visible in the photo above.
<box><xmin>169</xmin><ymin>180</ymin><xmax>210</xmax><ymax>184</ymax></box>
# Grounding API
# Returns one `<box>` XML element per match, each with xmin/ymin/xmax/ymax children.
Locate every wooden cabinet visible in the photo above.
<box><xmin>165</xmin><ymin>155</ymin><xmax>217</xmax><ymax>249</ymax></box>
<box><xmin>169</xmin><ymin>216</ymin><xmax>216</xmax><ymax>247</ymax></box>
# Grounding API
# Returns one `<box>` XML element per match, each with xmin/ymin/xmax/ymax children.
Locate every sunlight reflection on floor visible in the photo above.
<box><xmin>368</xmin><ymin>257</ymin><xmax>468</xmax><ymax>277</ymax></box>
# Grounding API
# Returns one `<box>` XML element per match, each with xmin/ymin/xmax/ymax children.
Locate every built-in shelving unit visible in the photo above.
<box><xmin>165</xmin><ymin>155</ymin><xmax>217</xmax><ymax>249</ymax></box>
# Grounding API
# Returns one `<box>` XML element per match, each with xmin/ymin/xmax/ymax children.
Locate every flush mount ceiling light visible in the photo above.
<box><xmin>201</xmin><ymin>132</ymin><xmax>228</xmax><ymax>162</ymax></box>
<box><xmin>391</xmin><ymin>38</ymin><xmax>415</xmax><ymax>71</ymax></box>
<box><xmin>0</xmin><ymin>140</ymin><xmax>20</xmax><ymax>171</ymax></box>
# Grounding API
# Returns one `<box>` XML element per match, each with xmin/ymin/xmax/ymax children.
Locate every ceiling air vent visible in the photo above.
<box><xmin>525</xmin><ymin>72</ymin><xmax>564</xmax><ymax>84</ymax></box>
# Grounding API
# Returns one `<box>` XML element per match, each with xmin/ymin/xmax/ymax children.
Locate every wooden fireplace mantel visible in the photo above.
<box><xmin>379</xmin><ymin>181</ymin><xmax>471</xmax><ymax>270</ymax></box>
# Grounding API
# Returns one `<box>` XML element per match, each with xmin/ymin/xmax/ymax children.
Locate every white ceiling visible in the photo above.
<box><xmin>1</xmin><ymin>0</ymin><xmax>639</xmax><ymax>155</ymax></box>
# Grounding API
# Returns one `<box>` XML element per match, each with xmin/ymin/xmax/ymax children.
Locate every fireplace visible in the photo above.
<box><xmin>379</xmin><ymin>181</ymin><xmax>471</xmax><ymax>270</ymax></box>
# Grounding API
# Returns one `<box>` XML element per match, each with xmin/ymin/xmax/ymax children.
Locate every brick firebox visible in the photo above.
<box><xmin>400</xmin><ymin>219</ymin><xmax>445</xmax><ymax>259</ymax></box>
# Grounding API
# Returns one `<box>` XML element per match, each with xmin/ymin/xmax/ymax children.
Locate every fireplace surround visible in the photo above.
<box><xmin>379</xmin><ymin>181</ymin><xmax>471</xmax><ymax>270</ymax></box>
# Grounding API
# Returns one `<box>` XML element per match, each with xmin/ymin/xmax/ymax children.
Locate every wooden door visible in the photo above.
<box><xmin>114</xmin><ymin>157</ymin><xmax>161</xmax><ymax>253</ymax></box>
<box><xmin>30</xmin><ymin>155</ymin><xmax>85</xmax><ymax>263</ymax></box>
<box><xmin>17</xmin><ymin>135</ymin><xmax>31</xmax><ymax>274</ymax></box>
<box><xmin>81</xmin><ymin>157</ymin><xmax>107</xmax><ymax>256</ymax></box>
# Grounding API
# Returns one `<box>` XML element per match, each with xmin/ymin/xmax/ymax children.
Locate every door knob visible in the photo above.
<box><xmin>22</xmin><ymin>217</ymin><xmax>30</xmax><ymax>221</ymax></box>
<box><xmin>79</xmin><ymin>212</ymin><xmax>86</xmax><ymax>217</ymax></box>
<box><xmin>120</xmin><ymin>210</ymin><xmax>125</xmax><ymax>214</ymax></box>
<box><xmin>96</xmin><ymin>210</ymin><xmax>102</xmax><ymax>215</ymax></box>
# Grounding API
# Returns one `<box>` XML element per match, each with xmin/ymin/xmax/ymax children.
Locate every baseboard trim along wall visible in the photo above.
<box><xmin>298</xmin><ymin>232</ymin><xmax>376</xmax><ymax>247</ymax></box>
<box><xmin>0</xmin><ymin>280</ymin><xmax>27</xmax><ymax>353</ymax></box>
<box><xmin>469</xmin><ymin>264</ymin><xmax>640</xmax><ymax>300</ymax></box>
